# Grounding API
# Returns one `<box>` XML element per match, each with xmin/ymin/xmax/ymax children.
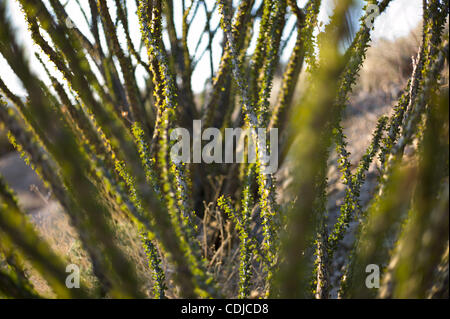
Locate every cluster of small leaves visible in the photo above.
<box><xmin>217</xmin><ymin>194</ymin><xmax>253</xmax><ymax>298</ymax></box>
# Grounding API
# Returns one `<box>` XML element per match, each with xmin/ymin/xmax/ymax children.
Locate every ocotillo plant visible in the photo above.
<box><xmin>0</xmin><ymin>0</ymin><xmax>448</xmax><ymax>299</ymax></box>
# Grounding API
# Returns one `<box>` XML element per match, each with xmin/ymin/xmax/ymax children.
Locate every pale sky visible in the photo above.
<box><xmin>0</xmin><ymin>0</ymin><xmax>423</xmax><ymax>97</ymax></box>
